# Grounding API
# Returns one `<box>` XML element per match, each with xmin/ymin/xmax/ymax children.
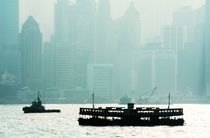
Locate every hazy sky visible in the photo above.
<box><xmin>20</xmin><ymin>0</ymin><xmax>205</xmax><ymax>42</ymax></box>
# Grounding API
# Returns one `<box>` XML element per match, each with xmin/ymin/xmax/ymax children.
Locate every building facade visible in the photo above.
<box><xmin>87</xmin><ymin>64</ymin><xmax>114</xmax><ymax>98</ymax></box>
<box><xmin>0</xmin><ymin>0</ymin><xmax>21</xmax><ymax>83</ymax></box>
<box><xmin>205</xmin><ymin>0</ymin><xmax>210</xmax><ymax>96</ymax></box>
<box><xmin>20</xmin><ymin>16</ymin><xmax>42</xmax><ymax>89</ymax></box>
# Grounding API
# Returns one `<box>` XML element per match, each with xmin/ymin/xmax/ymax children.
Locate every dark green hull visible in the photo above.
<box><xmin>23</xmin><ymin>107</ymin><xmax>61</xmax><ymax>113</ymax></box>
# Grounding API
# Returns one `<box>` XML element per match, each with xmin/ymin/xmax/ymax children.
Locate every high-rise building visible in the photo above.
<box><xmin>161</xmin><ymin>25</ymin><xmax>183</xmax><ymax>50</ymax></box>
<box><xmin>55</xmin><ymin>43</ymin><xmax>74</xmax><ymax>89</ymax></box>
<box><xmin>137</xmin><ymin>48</ymin><xmax>177</xmax><ymax>96</ymax></box>
<box><xmin>87</xmin><ymin>64</ymin><xmax>114</xmax><ymax>98</ymax></box>
<box><xmin>160</xmin><ymin>6</ymin><xmax>204</xmax><ymax>96</ymax></box>
<box><xmin>20</xmin><ymin>16</ymin><xmax>42</xmax><ymax>89</ymax></box>
<box><xmin>0</xmin><ymin>0</ymin><xmax>21</xmax><ymax>82</ymax></box>
<box><xmin>43</xmin><ymin>41</ymin><xmax>56</xmax><ymax>89</ymax></box>
<box><xmin>175</xmin><ymin>6</ymin><xmax>204</xmax><ymax>96</ymax></box>
<box><xmin>118</xmin><ymin>2</ymin><xmax>141</xmax><ymax>51</ymax></box>
<box><xmin>162</xmin><ymin>7</ymin><xmax>195</xmax><ymax>50</ymax></box>
<box><xmin>115</xmin><ymin>2</ymin><xmax>141</xmax><ymax>97</ymax></box>
<box><xmin>205</xmin><ymin>0</ymin><xmax>210</xmax><ymax>96</ymax></box>
<box><xmin>95</xmin><ymin>0</ymin><xmax>113</xmax><ymax>64</ymax></box>
<box><xmin>54</xmin><ymin>0</ymin><xmax>75</xmax><ymax>89</ymax></box>
<box><xmin>54</xmin><ymin>0</ymin><xmax>96</xmax><ymax>90</ymax></box>
<box><xmin>54</xmin><ymin>0</ymin><xmax>74</xmax><ymax>44</ymax></box>
<box><xmin>0</xmin><ymin>0</ymin><xmax>19</xmax><ymax>48</ymax></box>
<box><xmin>73</xmin><ymin>0</ymin><xmax>96</xmax><ymax>89</ymax></box>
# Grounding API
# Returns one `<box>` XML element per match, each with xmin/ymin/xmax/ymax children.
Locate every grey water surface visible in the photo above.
<box><xmin>0</xmin><ymin>104</ymin><xmax>210</xmax><ymax>138</ymax></box>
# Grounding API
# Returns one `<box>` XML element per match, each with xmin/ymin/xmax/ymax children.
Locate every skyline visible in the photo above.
<box><xmin>20</xmin><ymin>0</ymin><xmax>205</xmax><ymax>42</ymax></box>
<box><xmin>0</xmin><ymin>0</ymin><xmax>209</xmax><ymax>103</ymax></box>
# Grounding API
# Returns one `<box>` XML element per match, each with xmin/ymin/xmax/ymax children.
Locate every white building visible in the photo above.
<box><xmin>55</xmin><ymin>43</ymin><xmax>74</xmax><ymax>89</ymax></box>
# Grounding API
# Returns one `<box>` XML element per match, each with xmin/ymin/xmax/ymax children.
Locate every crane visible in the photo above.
<box><xmin>135</xmin><ymin>87</ymin><xmax>157</xmax><ymax>104</ymax></box>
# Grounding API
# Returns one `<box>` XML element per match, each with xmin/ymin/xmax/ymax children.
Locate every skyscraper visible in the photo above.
<box><xmin>115</xmin><ymin>2</ymin><xmax>141</xmax><ymax>96</ymax></box>
<box><xmin>54</xmin><ymin>0</ymin><xmax>74</xmax><ymax>44</ymax></box>
<box><xmin>54</xmin><ymin>0</ymin><xmax>75</xmax><ymax>89</ymax></box>
<box><xmin>161</xmin><ymin>6</ymin><xmax>204</xmax><ymax>96</ymax></box>
<box><xmin>43</xmin><ymin>41</ymin><xmax>56</xmax><ymax>89</ymax></box>
<box><xmin>20</xmin><ymin>16</ymin><xmax>42</xmax><ymax>89</ymax></box>
<box><xmin>73</xmin><ymin>0</ymin><xmax>96</xmax><ymax>89</ymax></box>
<box><xmin>54</xmin><ymin>0</ymin><xmax>96</xmax><ymax>90</ymax></box>
<box><xmin>0</xmin><ymin>0</ymin><xmax>21</xmax><ymax>82</ymax></box>
<box><xmin>96</xmin><ymin>0</ymin><xmax>113</xmax><ymax>64</ymax></box>
<box><xmin>87</xmin><ymin>64</ymin><xmax>114</xmax><ymax>98</ymax></box>
<box><xmin>0</xmin><ymin>0</ymin><xmax>19</xmax><ymax>48</ymax></box>
<box><xmin>205</xmin><ymin>0</ymin><xmax>210</xmax><ymax>96</ymax></box>
<box><xmin>118</xmin><ymin>2</ymin><xmax>141</xmax><ymax>50</ymax></box>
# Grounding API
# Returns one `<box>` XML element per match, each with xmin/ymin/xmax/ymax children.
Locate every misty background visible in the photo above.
<box><xmin>1</xmin><ymin>0</ymin><xmax>210</xmax><ymax>104</ymax></box>
<box><xmin>20</xmin><ymin>0</ymin><xmax>204</xmax><ymax>43</ymax></box>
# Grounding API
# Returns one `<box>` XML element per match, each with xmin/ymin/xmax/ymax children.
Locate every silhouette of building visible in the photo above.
<box><xmin>73</xmin><ymin>0</ymin><xmax>96</xmax><ymax>89</ymax></box>
<box><xmin>176</xmin><ymin>7</ymin><xmax>204</xmax><ymax>96</ymax></box>
<box><xmin>137</xmin><ymin>47</ymin><xmax>177</xmax><ymax>96</ymax></box>
<box><xmin>0</xmin><ymin>0</ymin><xmax>21</xmax><ymax>83</ymax></box>
<box><xmin>87</xmin><ymin>64</ymin><xmax>114</xmax><ymax>98</ymax></box>
<box><xmin>43</xmin><ymin>41</ymin><xmax>56</xmax><ymax>89</ymax></box>
<box><xmin>54</xmin><ymin>0</ymin><xmax>75</xmax><ymax>89</ymax></box>
<box><xmin>95</xmin><ymin>0</ymin><xmax>113</xmax><ymax>64</ymax></box>
<box><xmin>55</xmin><ymin>44</ymin><xmax>74</xmax><ymax>89</ymax></box>
<box><xmin>0</xmin><ymin>0</ymin><xmax>19</xmax><ymax>48</ymax></box>
<box><xmin>54</xmin><ymin>0</ymin><xmax>96</xmax><ymax>90</ymax></box>
<box><xmin>20</xmin><ymin>16</ymin><xmax>42</xmax><ymax>89</ymax></box>
<box><xmin>115</xmin><ymin>2</ymin><xmax>141</xmax><ymax>97</ymax></box>
<box><xmin>205</xmin><ymin>0</ymin><xmax>210</xmax><ymax>96</ymax></box>
<box><xmin>54</xmin><ymin>0</ymin><xmax>74</xmax><ymax>44</ymax></box>
<box><xmin>161</xmin><ymin>26</ymin><xmax>183</xmax><ymax>50</ymax></box>
<box><xmin>162</xmin><ymin>7</ymin><xmax>195</xmax><ymax>50</ymax></box>
<box><xmin>118</xmin><ymin>2</ymin><xmax>141</xmax><ymax>51</ymax></box>
<box><xmin>161</xmin><ymin>6</ymin><xmax>205</xmax><ymax>96</ymax></box>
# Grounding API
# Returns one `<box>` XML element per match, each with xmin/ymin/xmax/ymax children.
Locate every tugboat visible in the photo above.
<box><xmin>78</xmin><ymin>93</ymin><xmax>184</xmax><ymax>126</ymax></box>
<box><xmin>22</xmin><ymin>91</ymin><xmax>61</xmax><ymax>113</ymax></box>
<box><xmin>119</xmin><ymin>96</ymin><xmax>131</xmax><ymax>105</ymax></box>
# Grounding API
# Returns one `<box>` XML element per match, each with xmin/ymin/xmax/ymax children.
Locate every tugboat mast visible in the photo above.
<box><xmin>38</xmin><ymin>91</ymin><xmax>40</xmax><ymax>99</ymax></box>
<box><xmin>37</xmin><ymin>91</ymin><xmax>41</xmax><ymax>106</ymax></box>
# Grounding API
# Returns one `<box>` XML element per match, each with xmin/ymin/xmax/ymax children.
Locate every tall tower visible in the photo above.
<box><xmin>116</xmin><ymin>2</ymin><xmax>141</xmax><ymax>97</ymax></box>
<box><xmin>119</xmin><ymin>2</ymin><xmax>141</xmax><ymax>50</ymax></box>
<box><xmin>205</xmin><ymin>0</ymin><xmax>210</xmax><ymax>96</ymax></box>
<box><xmin>21</xmin><ymin>16</ymin><xmax>42</xmax><ymax>89</ymax></box>
<box><xmin>54</xmin><ymin>0</ymin><xmax>73</xmax><ymax>44</ymax></box>
<box><xmin>96</xmin><ymin>0</ymin><xmax>113</xmax><ymax>64</ymax></box>
<box><xmin>0</xmin><ymin>0</ymin><xmax>19</xmax><ymax>48</ymax></box>
<box><xmin>73</xmin><ymin>0</ymin><xmax>96</xmax><ymax>89</ymax></box>
<box><xmin>0</xmin><ymin>0</ymin><xmax>21</xmax><ymax>83</ymax></box>
<box><xmin>54</xmin><ymin>0</ymin><xmax>75</xmax><ymax>89</ymax></box>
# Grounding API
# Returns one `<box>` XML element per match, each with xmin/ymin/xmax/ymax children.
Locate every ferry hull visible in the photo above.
<box><xmin>78</xmin><ymin>118</ymin><xmax>184</xmax><ymax>126</ymax></box>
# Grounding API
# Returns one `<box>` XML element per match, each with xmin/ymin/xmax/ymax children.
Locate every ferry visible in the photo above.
<box><xmin>78</xmin><ymin>94</ymin><xmax>184</xmax><ymax>126</ymax></box>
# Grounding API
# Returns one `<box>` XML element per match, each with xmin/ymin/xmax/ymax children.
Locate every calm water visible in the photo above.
<box><xmin>0</xmin><ymin>104</ymin><xmax>210</xmax><ymax>138</ymax></box>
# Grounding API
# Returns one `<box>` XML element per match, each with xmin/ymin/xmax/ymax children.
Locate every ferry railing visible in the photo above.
<box><xmin>79</xmin><ymin>108</ymin><xmax>183</xmax><ymax>117</ymax></box>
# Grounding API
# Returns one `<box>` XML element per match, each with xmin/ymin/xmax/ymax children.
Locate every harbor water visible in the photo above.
<box><xmin>0</xmin><ymin>104</ymin><xmax>210</xmax><ymax>138</ymax></box>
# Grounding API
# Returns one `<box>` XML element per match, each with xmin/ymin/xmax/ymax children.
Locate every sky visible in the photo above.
<box><xmin>19</xmin><ymin>0</ymin><xmax>205</xmax><ymax>42</ymax></box>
